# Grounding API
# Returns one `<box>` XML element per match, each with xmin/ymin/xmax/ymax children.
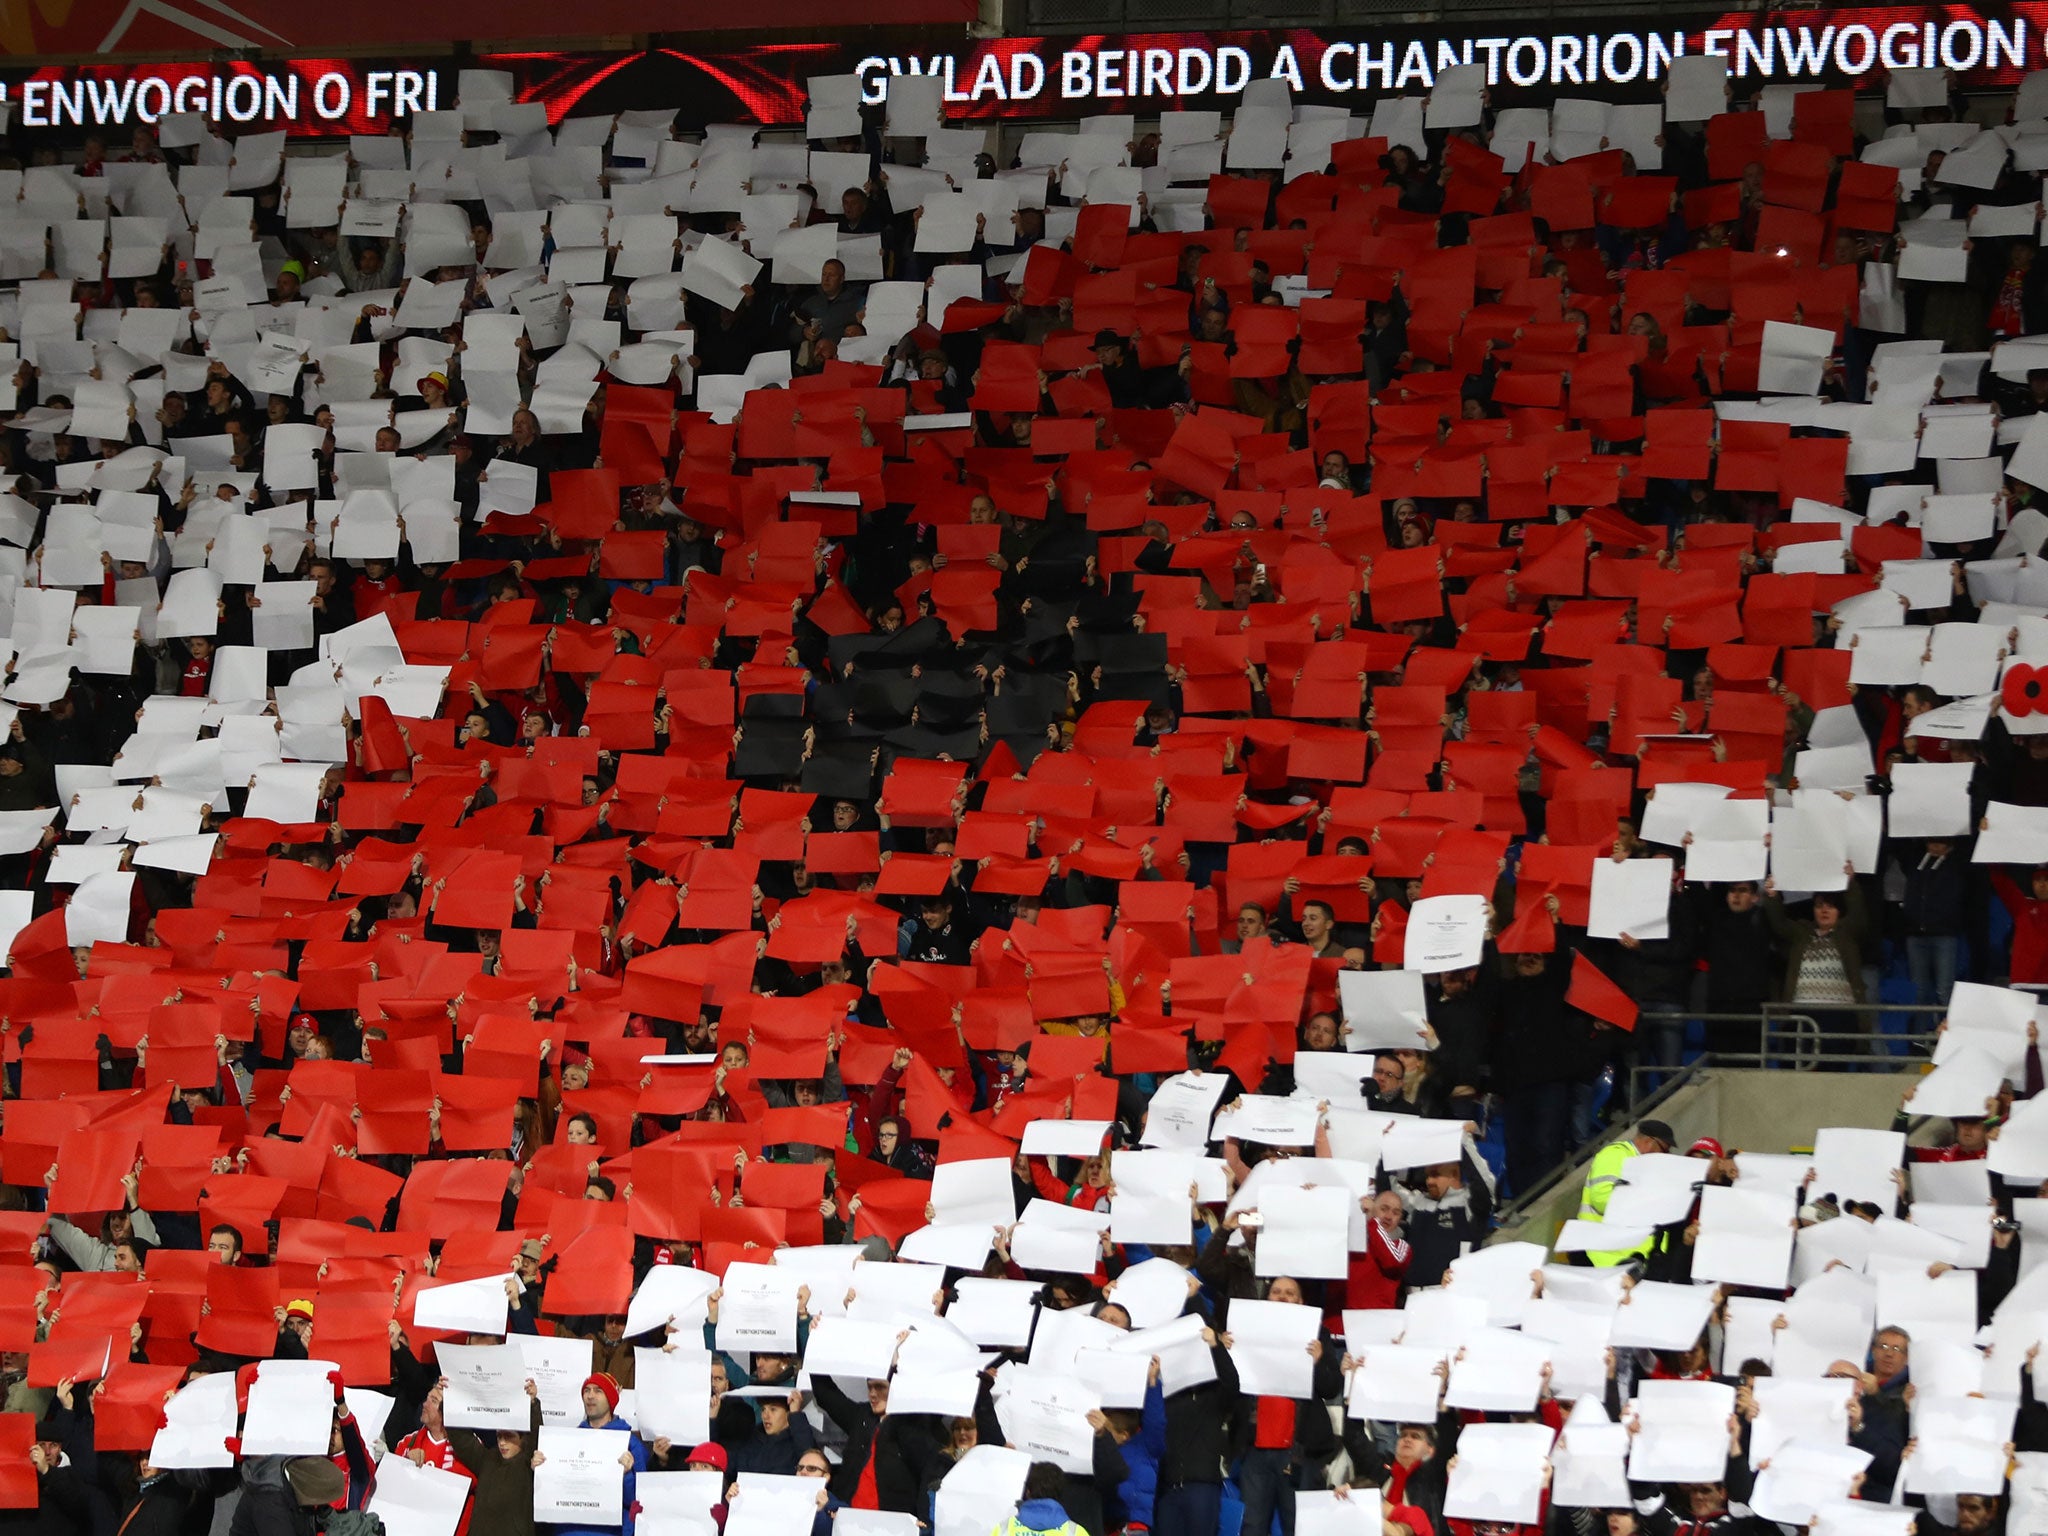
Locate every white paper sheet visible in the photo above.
<box><xmin>1404</xmin><ymin>894</ymin><xmax>1488</xmax><ymax>972</ymax></box>
<box><xmin>533</xmin><ymin>1425</ymin><xmax>627</xmax><ymax>1526</ymax></box>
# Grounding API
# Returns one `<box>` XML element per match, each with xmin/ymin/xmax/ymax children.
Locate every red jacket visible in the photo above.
<box><xmin>1344</xmin><ymin>1217</ymin><xmax>1411</xmax><ymax>1311</ymax></box>
<box><xmin>392</xmin><ymin>1427</ymin><xmax>467</xmax><ymax>1476</ymax></box>
<box><xmin>1992</xmin><ymin>871</ymin><xmax>2048</xmax><ymax>984</ymax></box>
<box><xmin>1031</xmin><ymin>1159</ymin><xmax>1109</xmax><ymax>1210</ymax></box>
<box><xmin>392</xmin><ymin>1428</ymin><xmax>476</xmax><ymax>1536</ymax></box>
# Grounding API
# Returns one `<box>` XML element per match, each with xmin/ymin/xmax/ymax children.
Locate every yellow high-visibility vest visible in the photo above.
<box><xmin>1579</xmin><ymin>1137</ymin><xmax>1653</xmax><ymax>1266</ymax></box>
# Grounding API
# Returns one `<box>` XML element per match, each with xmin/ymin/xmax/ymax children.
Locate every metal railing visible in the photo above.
<box><xmin>1615</xmin><ymin>1002</ymin><xmax>1948</xmax><ymax>1110</ymax></box>
<box><xmin>1753</xmin><ymin>1000</ymin><xmax>1949</xmax><ymax>1070</ymax></box>
<box><xmin>1493</xmin><ymin>1001</ymin><xmax>1956</xmax><ymax>1229</ymax></box>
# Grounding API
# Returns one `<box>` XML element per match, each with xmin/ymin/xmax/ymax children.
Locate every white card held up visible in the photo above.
<box><xmin>992</xmin><ymin>1368</ymin><xmax>1100</xmax><ymax>1476</ymax></box>
<box><xmin>1976</xmin><ymin>802</ymin><xmax>2048</xmax><ymax>863</ymax></box>
<box><xmin>1346</xmin><ymin>1343</ymin><xmax>1446</xmax><ymax>1422</ymax></box>
<box><xmin>1812</xmin><ymin>1127</ymin><xmax>1906</xmax><ymax>1210</ymax></box>
<box><xmin>885</xmin><ymin>1366</ymin><xmax>982</xmax><ymax>1418</ymax></box>
<box><xmin>517</xmin><ymin>1334</ymin><xmax>596</xmax><ymax>1428</ymax></box>
<box><xmin>432</xmin><ymin>1342</ymin><xmax>529</xmax><ymax>1429</ymax></box>
<box><xmin>831</xmin><ymin>1513</ymin><xmax>923</xmax><ymax>1536</ymax></box>
<box><xmin>413</xmin><ymin>1275</ymin><xmax>511</xmax><ymax>1336</ymax></box>
<box><xmin>1990</xmin><ymin>1097</ymin><xmax>2048</xmax><ymax>1187</ymax></box>
<box><xmin>930</xmin><ymin>1156</ymin><xmax>1019</xmax><ymax>1228</ymax></box>
<box><xmin>533</xmin><ymin>1426</ymin><xmax>626</xmax><ymax>1526</ymax></box>
<box><xmin>1444</xmin><ymin>1327</ymin><xmax>1549</xmax><ymax>1413</ymax></box>
<box><xmin>1444</xmin><ymin>1422</ymin><xmax>1554</xmax><ymax>1525</ymax></box>
<box><xmin>1553</xmin><ymin>1219</ymin><xmax>1656</xmax><ymax>1255</ymax></box>
<box><xmin>1020</xmin><ymin>1119</ymin><xmax>1112</xmax><ymax>1158</ymax></box>
<box><xmin>1902</xmin><ymin>1043</ymin><xmax>2007</xmax><ymax>1120</ymax></box>
<box><xmin>1749</xmin><ymin>1377</ymin><xmax>1854</xmax><ymax>1469</ymax></box>
<box><xmin>1337</xmin><ymin>970</ymin><xmax>1432</xmax><ymax>1052</ymax></box>
<box><xmin>1627</xmin><ymin>1378</ymin><xmax>1737</xmax><ymax>1482</ymax></box>
<box><xmin>151</xmin><ymin>1372</ymin><xmax>239</xmax><ymax>1468</ymax></box>
<box><xmin>240</xmin><ymin>1360</ymin><xmax>346</xmax><ymax>1456</ymax></box>
<box><xmin>1889</xmin><ymin>762</ymin><xmax>1978</xmax><ymax>837</ymax></box>
<box><xmin>1551</xmin><ymin>1418</ymin><xmax>1633</xmax><ymax>1509</ymax></box>
<box><xmin>1211</xmin><ymin>1094</ymin><xmax>1320</xmax><ymax>1148</ymax></box>
<box><xmin>1444</xmin><ymin>1242</ymin><xmax>1547</xmax><ymax>1328</ymax></box>
<box><xmin>1254</xmin><ymin>1185</ymin><xmax>1353</xmax><ymax>1280</ymax></box>
<box><xmin>1403</xmin><ymin>894</ymin><xmax>1488</xmax><ymax>972</ymax></box>
<box><xmin>948</xmin><ymin>1278</ymin><xmax>1043</xmax><ymax>1349</ymax></box>
<box><xmin>631</xmin><ymin>1470</ymin><xmax>725</xmax><ymax>1534</ymax></box>
<box><xmin>1379</xmin><ymin>1118</ymin><xmax>1466</xmax><ymax>1172</ymax></box>
<box><xmin>715</xmin><ymin>1263</ymin><xmax>801</xmax><ymax>1355</ymax></box>
<box><xmin>1103</xmin><ymin>1257</ymin><xmax>1195</xmax><ymax>1331</ymax></box>
<box><xmin>1224</xmin><ymin>1298</ymin><xmax>1322</xmax><ymax>1400</ymax></box>
<box><xmin>1608</xmin><ymin>1280</ymin><xmax>1718</xmax><ymax>1351</ymax></box>
<box><xmin>363</xmin><ymin>1456</ymin><xmax>473</xmax><ymax>1536</ymax></box>
<box><xmin>1665</xmin><ymin>55</ymin><xmax>1730</xmax><ymax>121</ymax></box>
<box><xmin>1587</xmin><ymin>855</ymin><xmax>1674</xmax><ymax>940</ymax></box>
<box><xmin>1139</xmin><ymin>1071</ymin><xmax>1230</xmax><ymax>1149</ymax></box>
<box><xmin>623</xmin><ymin>1264</ymin><xmax>719</xmax><ymax>1340</ymax></box>
<box><xmin>1748</xmin><ymin>1440</ymin><xmax>1871</xmax><ymax>1525</ymax></box>
<box><xmin>1296</xmin><ymin>1487</ymin><xmax>1381</xmax><ymax>1536</ymax></box>
<box><xmin>932</xmin><ymin>1446</ymin><xmax>1033</xmax><ymax>1536</ymax></box>
<box><xmin>680</xmin><ymin>237</ymin><xmax>762</xmax><ymax>311</ymax></box>
<box><xmin>632</xmin><ymin>1345</ymin><xmax>710</xmax><ymax>1447</ymax></box>
<box><xmin>1690</xmin><ymin>1185</ymin><xmax>1796</xmax><ymax>1292</ymax></box>
<box><xmin>799</xmin><ymin>1317</ymin><xmax>903</xmax><ymax>1380</ymax></box>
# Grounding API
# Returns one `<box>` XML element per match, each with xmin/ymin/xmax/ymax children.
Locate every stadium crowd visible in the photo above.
<box><xmin>1</xmin><ymin>40</ymin><xmax>2048</xmax><ymax>1536</ymax></box>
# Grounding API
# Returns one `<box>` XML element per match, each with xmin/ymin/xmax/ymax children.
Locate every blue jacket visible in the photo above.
<box><xmin>549</xmin><ymin>1413</ymin><xmax>648</xmax><ymax>1536</ymax></box>
<box><xmin>1108</xmin><ymin>1379</ymin><xmax>1166</xmax><ymax>1531</ymax></box>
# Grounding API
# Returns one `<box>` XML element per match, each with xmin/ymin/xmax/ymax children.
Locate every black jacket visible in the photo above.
<box><xmin>0</xmin><ymin>1467</ymin><xmax>94</xmax><ymax>1536</ymax></box>
<box><xmin>108</xmin><ymin>1478</ymin><xmax>201</xmax><ymax>1536</ymax></box>
<box><xmin>1057</xmin><ymin>1431</ymin><xmax>1131</xmax><ymax>1536</ymax></box>
<box><xmin>1229</xmin><ymin>1329</ymin><xmax>1343</xmax><ymax>1464</ymax></box>
<box><xmin>811</xmin><ymin>1375</ymin><xmax>880</xmax><ymax>1502</ymax></box>
<box><xmin>1592</xmin><ymin>896</ymin><xmax>1696</xmax><ymax>1009</ymax></box>
<box><xmin>1492</xmin><ymin>947</ymin><xmax>1607</xmax><ymax>1090</ymax></box>
<box><xmin>1159</xmin><ymin>1342</ymin><xmax>1240</xmax><ymax>1488</ymax></box>
<box><xmin>1901</xmin><ymin>847</ymin><xmax>1968</xmax><ymax>936</ymax></box>
<box><xmin>1424</xmin><ymin>969</ymin><xmax>1494</xmax><ymax>1099</ymax></box>
<box><xmin>872</xmin><ymin>1414</ymin><xmax>952</xmax><ymax>1517</ymax></box>
<box><xmin>1692</xmin><ymin>888</ymin><xmax>1780</xmax><ymax>1015</ymax></box>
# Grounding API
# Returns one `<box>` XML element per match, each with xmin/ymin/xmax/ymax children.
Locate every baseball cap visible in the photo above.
<box><xmin>1637</xmin><ymin>1119</ymin><xmax>1677</xmax><ymax>1149</ymax></box>
<box><xmin>284</xmin><ymin>1298</ymin><xmax>314</xmax><ymax>1321</ymax></box>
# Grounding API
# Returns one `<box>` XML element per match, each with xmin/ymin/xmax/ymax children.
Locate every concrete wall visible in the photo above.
<box><xmin>1491</xmin><ymin>1067</ymin><xmax>1922</xmax><ymax>1252</ymax></box>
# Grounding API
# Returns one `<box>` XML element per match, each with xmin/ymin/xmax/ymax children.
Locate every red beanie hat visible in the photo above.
<box><xmin>582</xmin><ymin>1373</ymin><xmax>620</xmax><ymax>1413</ymax></box>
